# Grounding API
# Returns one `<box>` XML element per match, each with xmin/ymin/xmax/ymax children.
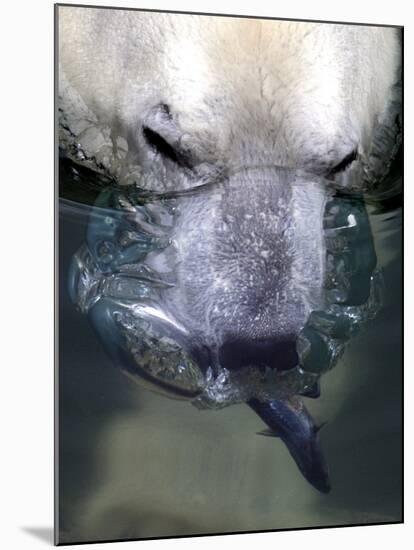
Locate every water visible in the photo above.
<box><xmin>57</xmin><ymin>153</ymin><xmax>402</xmax><ymax>544</ymax></box>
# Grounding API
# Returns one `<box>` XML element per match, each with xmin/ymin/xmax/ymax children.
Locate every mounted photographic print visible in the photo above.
<box><xmin>56</xmin><ymin>3</ymin><xmax>403</xmax><ymax>545</ymax></box>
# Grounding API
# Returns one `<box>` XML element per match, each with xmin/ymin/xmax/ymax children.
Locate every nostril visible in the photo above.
<box><xmin>219</xmin><ymin>336</ymin><xmax>298</xmax><ymax>372</ymax></box>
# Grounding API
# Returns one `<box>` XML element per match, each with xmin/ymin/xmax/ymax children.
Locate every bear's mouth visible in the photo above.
<box><xmin>67</xmin><ymin>165</ymin><xmax>382</xmax><ymax>408</ymax></box>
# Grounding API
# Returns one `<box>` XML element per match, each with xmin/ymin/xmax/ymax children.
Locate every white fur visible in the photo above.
<box><xmin>58</xmin><ymin>7</ymin><xmax>401</xmax><ymax>180</ymax></box>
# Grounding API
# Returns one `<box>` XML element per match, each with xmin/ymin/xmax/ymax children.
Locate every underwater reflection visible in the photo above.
<box><xmin>58</xmin><ymin>156</ymin><xmax>402</xmax><ymax>543</ymax></box>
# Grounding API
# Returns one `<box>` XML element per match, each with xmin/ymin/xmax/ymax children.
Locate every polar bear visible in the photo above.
<box><xmin>58</xmin><ymin>6</ymin><xmax>401</xmax><ymax>495</ymax></box>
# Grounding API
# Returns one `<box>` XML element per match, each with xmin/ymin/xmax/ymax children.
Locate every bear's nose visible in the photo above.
<box><xmin>218</xmin><ymin>336</ymin><xmax>298</xmax><ymax>372</ymax></box>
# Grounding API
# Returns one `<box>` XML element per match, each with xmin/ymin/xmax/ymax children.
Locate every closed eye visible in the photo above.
<box><xmin>142</xmin><ymin>126</ymin><xmax>191</xmax><ymax>168</ymax></box>
<box><xmin>329</xmin><ymin>149</ymin><xmax>358</xmax><ymax>176</ymax></box>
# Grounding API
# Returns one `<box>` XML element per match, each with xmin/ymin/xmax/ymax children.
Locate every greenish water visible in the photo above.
<box><xmin>58</xmin><ymin>156</ymin><xmax>402</xmax><ymax>544</ymax></box>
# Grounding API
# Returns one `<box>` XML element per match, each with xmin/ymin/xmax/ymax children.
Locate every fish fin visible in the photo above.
<box><xmin>256</xmin><ymin>428</ymin><xmax>280</xmax><ymax>438</ymax></box>
<box><xmin>248</xmin><ymin>397</ymin><xmax>331</xmax><ymax>493</ymax></box>
<box><xmin>315</xmin><ymin>421</ymin><xmax>327</xmax><ymax>434</ymax></box>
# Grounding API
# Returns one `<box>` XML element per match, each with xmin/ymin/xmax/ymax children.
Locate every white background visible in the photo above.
<box><xmin>0</xmin><ymin>0</ymin><xmax>411</xmax><ymax>548</ymax></box>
